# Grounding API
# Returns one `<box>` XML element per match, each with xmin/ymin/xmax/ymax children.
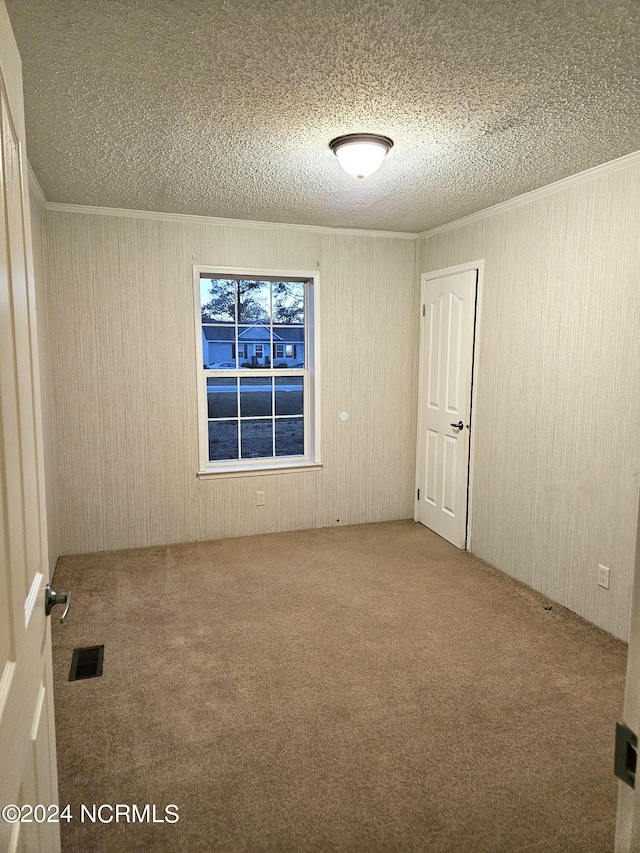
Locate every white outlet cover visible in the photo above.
<box><xmin>598</xmin><ymin>564</ymin><xmax>610</xmax><ymax>589</ymax></box>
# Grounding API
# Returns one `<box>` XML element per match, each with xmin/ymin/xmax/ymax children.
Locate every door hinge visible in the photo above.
<box><xmin>422</xmin><ymin>305</ymin><xmax>425</xmax><ymax>317</ymax></box>
<box><xmin>417</xmin><ymin>488</ymin><xmax>420</xmax><ymax>501</ymax></box>
<box><xmin>615</xmin><ymin>722</ymin><xmax>637</xmax><ymax>788</ymax></box>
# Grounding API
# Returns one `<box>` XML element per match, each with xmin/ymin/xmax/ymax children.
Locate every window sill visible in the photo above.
<box><xmin>197</xmin><ymin>461</ymin><xmax>323</xmax><ymax>480</ymax></box>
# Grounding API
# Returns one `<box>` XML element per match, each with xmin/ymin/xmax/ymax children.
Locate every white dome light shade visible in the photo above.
<box><xmin>329</xmin><ymin>134</ymin><xmax>394</xmax><ymax>178</ymax></box>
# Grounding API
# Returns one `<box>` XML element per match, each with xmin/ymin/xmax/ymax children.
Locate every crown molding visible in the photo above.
<box><xmin>43</xmin><ymin>201</ymin><xmax>418</xmax><ymax>240</ymax></box>
<box><xmin>32</xmin><ymin>148</ymin><xmax>640</xmax><ymax>239</ymax></box>
<box><xmin>419</xmin><ymin>149</ymin><xmax>640</xmax><ymax>239</ymax></box>
<box><xmin>27</xmin><ymin>160</ymin><xmax>46</xmax><ymax>208</ymax></box>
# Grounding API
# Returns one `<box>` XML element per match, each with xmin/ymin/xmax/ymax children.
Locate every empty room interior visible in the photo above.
<box><xmin>2</xmin><ymin>0</ymin><xmax>640</xmax><ymax>851</ymax></box>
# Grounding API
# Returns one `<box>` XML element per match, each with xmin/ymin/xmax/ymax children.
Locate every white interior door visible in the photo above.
<box><xmin>615</xmin><ymin>497</ymin><xmax>640</xmax><ymax>851</ymax></box>
<box><xmin>0</xmin><ymin>4</ymin><xmax>60</xmax><ymax>851</ymax></box>
<box><xmin>415</xmin><ymin>266</ymin><xmax>478</xmax><ymax>549</ymax></box>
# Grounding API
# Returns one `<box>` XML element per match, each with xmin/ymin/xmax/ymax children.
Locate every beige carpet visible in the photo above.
<box><xmin>51</xmin><ymin>520</ymin><xmax>627</xmax><ymax>852</ymax></box>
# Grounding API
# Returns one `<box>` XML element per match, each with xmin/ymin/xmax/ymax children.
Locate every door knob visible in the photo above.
<box><xmin>450</xmin><ymin>421</ymin><xmax>464</xmax><ymax>430</ymax></box>
<box><xmin>44</xmin><ymin>583</ymin><xmax>71</xmax><ymax>623</ymax></box>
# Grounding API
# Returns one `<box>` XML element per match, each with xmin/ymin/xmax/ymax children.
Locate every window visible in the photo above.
<box><xmin>195</xmin><ymin>268</ymin><xmax>321</xmax><ymax>477</ymax></box>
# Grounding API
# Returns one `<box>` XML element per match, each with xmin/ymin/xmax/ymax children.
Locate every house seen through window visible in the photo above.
<box><xmin>197</xmin><ymin>272</ymin><xmax>319</xmax><ymax>473</ymax></box>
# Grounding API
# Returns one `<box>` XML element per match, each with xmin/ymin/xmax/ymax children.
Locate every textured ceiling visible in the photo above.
<box><xmin>8</xmin><ymin>0</ymin><xmax>640</xmax><ymax>232</ymax></box>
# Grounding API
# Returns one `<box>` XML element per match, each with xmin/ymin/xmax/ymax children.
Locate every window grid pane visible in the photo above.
<box><xmin>275</xmin><ymin>417</ymin><xmax>304</xmax><ymax>457</ymax></box>
<box><xmin>208</xmin><ymin>420</ymin><xmax>239</xmax><ymax>461</ymax></box>
<box><xmin>240</xmin><ymin>419</ymin><xmax>273</xmax><ymax>458</ymax></box>
<box><xmin>201</xmin><ymin>278</ymin><xmax>306</xmax><ymax>372</ymax></box>
<box><xmin>206</xmin><ymin>374</ymin><xmax>306</xmax><ymax>462</ymax></box>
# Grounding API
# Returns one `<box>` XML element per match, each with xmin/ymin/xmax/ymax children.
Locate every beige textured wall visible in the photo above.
<box><xmin>421</xmin><ymin>163</ymin><xmax>640</xmax><ymax>640</ymax></box>
<box><xmin>29</xmin><ymin>186</ymin><xmax>58</xmax><ymax>574</ymax></box>
<box><xmin>43</xmin><ymin>211</ymin><xmax>419</xmax><ymax>555</ymax></box>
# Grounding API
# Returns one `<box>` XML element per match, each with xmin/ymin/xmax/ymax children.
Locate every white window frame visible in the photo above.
<box><xmin>194</xmin><ymin>266</ymin><xmax>322</xmax><ymax>478</ymax></box>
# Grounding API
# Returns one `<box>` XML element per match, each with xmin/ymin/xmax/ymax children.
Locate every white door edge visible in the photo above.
<box><xmin>414</xmin><ymin>259</ymin><xmax>484</xmax><ymax>552</ymax></box>
<box><xmin>614</xmin><ymin>495</ymin><xmax>640</xmax><ymax>851</ymax></box>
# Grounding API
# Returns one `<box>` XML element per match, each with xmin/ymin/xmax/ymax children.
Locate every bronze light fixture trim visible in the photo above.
<box><xmin>329</xmin><ymin>133</ymin><xmax>394</xmax><ymax>178</ymax></box>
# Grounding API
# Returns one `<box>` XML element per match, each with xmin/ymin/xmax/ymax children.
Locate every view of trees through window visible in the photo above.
<box><xmin>201</xmin><ymin>278</ymin><xmax>304</xmax><ymax>326</ymax></box>
<box><xmin>200</xmin><ymin>276</ymin><xmax>308</xmax><ymax>463</ymax></box>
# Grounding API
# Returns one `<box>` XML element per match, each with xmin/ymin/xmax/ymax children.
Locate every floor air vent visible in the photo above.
<box><xmin>69</xmin><ymin>645</ymin><xmax>104</xmax><ymax>681</ymax></box>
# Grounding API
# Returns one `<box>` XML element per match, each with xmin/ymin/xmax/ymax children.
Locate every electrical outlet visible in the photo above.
<box><xmin>256</xmin><ymin>491</ymin><xmax>265</xmax><ymax>506</ymax></box>
<box><xmin>598</xmin><ymin>564</ymin><xmax>610</xmax><ymax>590</ymax></box>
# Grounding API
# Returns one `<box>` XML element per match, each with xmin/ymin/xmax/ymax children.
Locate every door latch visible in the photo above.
<box><xmin>615</xmin><ymin>722</ymin><xmax>637</xmax><ymax>788</ymax></box>
<box><xmin>44</xmin><ymin>583</ymin><xmax>71</xmax><ymax>624</ymax></box>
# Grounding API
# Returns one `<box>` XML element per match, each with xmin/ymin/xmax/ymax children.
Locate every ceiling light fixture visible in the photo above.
<box><xmin>329</xmin><ymin>133</ymin><xmax>394</xmax><ymax>178</ymax></box>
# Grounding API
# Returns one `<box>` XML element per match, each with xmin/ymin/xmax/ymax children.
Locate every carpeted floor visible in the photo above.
<box><xmin>51</xmin><ymin>520</ymin><xmax>627</xmax><ymax>852</ymax></box>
